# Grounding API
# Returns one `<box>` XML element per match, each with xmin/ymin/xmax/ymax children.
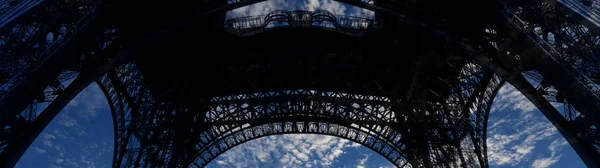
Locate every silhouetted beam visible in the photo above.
<box><xmin>0</xmin><ymin>49</ymin><xmax>129</xmax><ymax>167</ymax></box>
<box><xmin>206</xmin><ymin>116</ymin><xmax>396</xmax><ymax>128</ymax></box>
<box><xmin>461</xmin><ymin>71</ymin><xmax>494</xmax><ymax>118</ymax></box>
<box><xmin>456</xmin><ymin>70</ymin><xmax>494</xmax><ymax>168</ymax></box>
<box><xmin>168</xmin><ymin>108</ymin><xmax>195</xmax><ymax>167</ymax></box>
<box><xmin>94</xmin><ymin>79</ymin><xmax>123</xmax><ymax>168</ymax></box>
<box><xmin>106</xmin><ymin>72</ymin><xmax>147</xmax><ymax>167</ymax></box>
<box><xmin>502</xmin><ymin>22</ymin><xmax>600</xmax><ymax>128</ymax></box>
<box><xmin>478</xmin><ymin>78</ymin><xmax>505</xmax><ymax>168</ymax></box>
<box><xmin>475</xmin><ymin>56</ymin><xmax>600</xmax><ymax>168</ymax></box>
<box><xmin>0</xmin><ymin>11</ymin><xmax>103</xmax><ymax>128</ymax></box>
<box><xmin>0</xmin><ymin>0</ymin><xmax>49</xmax><ymax>34</ymax></box>
<box><xmin>545</xmin><ymin>0</ymin><xmax>600</xmax><ymax>36</ymax></box>
<box><xmin>211</xmin><ymin>94</ymin><xmax>391</xmax><ymax>106</ymax></box>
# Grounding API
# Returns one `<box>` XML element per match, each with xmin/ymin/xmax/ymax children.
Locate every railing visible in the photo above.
<box><xmin>0</xmin><ymin>0</ymin><xmax>100</xmax><ymax>99</ymax></box>
<box><xmin>0</xmin><ymin>0</ymin><xmax>43</xmax><ymax>28</ymax></box>
<box><xmin>559</xmin><ymin>0</ymin><xmax>600</xmax><ymax>27</ymax></box>
<box><xmin>224</xmin><ymin>10</ymin><xmax>379</xmax><ymax>36</ymax></box>
<box><xmin>504</xmin><ymin>13</ymin><xmax>600</xmax><ymax>100</ymax></box>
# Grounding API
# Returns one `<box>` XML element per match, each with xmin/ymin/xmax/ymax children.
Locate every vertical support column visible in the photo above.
<box><xmin>169</xmin><ymin>98</ymin><xmax>211</xmax><ymax>167</ymax></box>
<box><xmin>168</xmin><ymin>108</ymin><xmax>192</xmax><ymax>168</ymax></box>
<box><xmin>414</xmin><ymin>123</ymin><xmax>433</xmax><ymax>167</ymax></box>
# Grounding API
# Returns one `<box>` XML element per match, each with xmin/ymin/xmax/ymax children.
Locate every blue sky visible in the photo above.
<box><xmin>14</xmin><ymin>0</ymin><xmax>588</xmax><ymax>167</ymax></box>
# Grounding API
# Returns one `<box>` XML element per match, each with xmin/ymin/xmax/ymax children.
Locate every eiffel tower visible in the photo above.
<box><xmin>1</xmin><ymin>0</ymin><xmax>599</xmax><ymax>167</ymax></box>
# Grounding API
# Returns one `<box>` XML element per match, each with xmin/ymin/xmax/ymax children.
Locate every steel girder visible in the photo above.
<box><xmin>223</xmin><ymin>10</ymin><xmax>379</xmax><ymax>36</ymax></box>
<box><xmin>0</xmin><ymin>0</ymin><xmax>125</xmax><ymax>166</ymax></box>
<box><xmin>475</xmin><ymin>55</ymin><xmax>600</xmax><ymax>168</ymax></box>
<box><xmin>483</xmin><ymin>0</ymin><xmax>600</xmax><ymax>166</ymax></box>
<box><xmin>0</xmin><ymin>25</ymin><xmax>127</xmax><ymax>168</ymax></box>
<box><xmin>100</xmin><ymin>64</ymin><xmax>169</xmax><ymax>168</ymax></box>
<box><xmin>546</xmin><ymin>0</ymin><xmax>600</xmax><ymax>34</ymax></box>
<box><xmin>0</xmin><ymin>0</ymin><xmax>107</xmax><ymax>128</ymax></box>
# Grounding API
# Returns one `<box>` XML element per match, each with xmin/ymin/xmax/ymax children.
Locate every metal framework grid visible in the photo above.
<box><xmin>0</xmin><ymin>0</ymin><xmax>599</xmax><ymax>167</ymax></box>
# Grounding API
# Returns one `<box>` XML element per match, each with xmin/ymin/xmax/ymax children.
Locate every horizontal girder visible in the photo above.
<box><xmin>224</xmin><ymin>10</ymin><xmax>379</xmax><ymax>36</ymax></box>
<box><xmin>205</xmin><ymin>89</ymin><xmax>397</xmax><ymax>127</ymax></box>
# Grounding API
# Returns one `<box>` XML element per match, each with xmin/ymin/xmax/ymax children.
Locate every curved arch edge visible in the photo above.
<box><xmin>192</xmin><ymin>121</ymin><xmax>411</xmax><ymax>167</ymax></box>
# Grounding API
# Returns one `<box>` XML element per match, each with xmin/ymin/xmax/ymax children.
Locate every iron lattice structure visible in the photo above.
<box><xmin>0</xmin><ymin>0</ymin><xmax>600</xmax><ymax>167</ymax></box>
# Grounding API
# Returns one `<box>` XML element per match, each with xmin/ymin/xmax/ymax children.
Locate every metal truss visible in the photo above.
<box><xmin>90</xmin><ymin>47</ymin><xmax>504</xmax><ymax>168</ymax></box>
<box><xmin>98</xmin><ymin>64</ymin><xmax>167</xmax><ymax>167</ymax></box>
<box><xmin>0</xmin><ymin>27</ymin><xmax>124</xmax><ymax>168</ymax></box>
<box><xmin>550</xmin><ymin>0</ymin><xmax>600</xmax><ymax>32</ymax></box>
<box><xmin>0</xmin><ymin>0</ymin><xmax>109</xmax><ymax>125</ymax></box>
<box><xmin>193</xmin><ymin>122</ymin><xmax>411</xmax><ymax>167</ymax></box>
<box><xmin>0</xmin><ymin>0</ymin><xmax>127</xmax><ymax>167</ymax></box>
<box><xmin>3</xmin><ymin>0</ymin><xmax>600</xmax><ymax>168</ymax></box>
<box><xmin>472</xmin><ymin>0</ymin><xmax>600</xmax><ymax>165</ymax></box>
<box><xmin>224</xmin><ymin>10</ymin><xmax>379</xmax><ymax>36</ymax></box>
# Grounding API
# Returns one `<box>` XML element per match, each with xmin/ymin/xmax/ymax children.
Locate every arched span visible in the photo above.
<box><xmin>94</xmin><ymin>60</ymin><xmax>504</xmax><ymax>167</ymax></box>
<box><xmin>479</xmin><ymin>76</ymin><xmax>506</xmax><ymax>164</ymax></box>
<box><xmin>192</xmin><ymin>121</ymin><xmax>410</xmax><ymax>167</ymax></box>
<box><xmin>205</xmin><ymin>90</ymin><xmax>395</xmax><ymax>125</ymax></box>
<box><xmin>223</xmin><ymin>10</ymin><xmax>379</xmax><ymax>36</ymax></box>
<box><xmin>194</xmin><ymin>90</ymin><xmax>408</xmax><ymax>167</ymax></box>
<box><xmin>191</xmin><ymin>86</ymin><xmax>496</xmax><ymax>167</ymax></box>
<box><xmin>95</xmin><ymin>64</ymin><xmax>160</xmax><ymax>167</ymax></box>
<box><xmin>95</xmin><ymin>76</ymin><xmax>122</xmax><ymax>168</ymax></box>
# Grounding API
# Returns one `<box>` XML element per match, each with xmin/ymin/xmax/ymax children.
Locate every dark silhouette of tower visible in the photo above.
<box><xmin>1</xmin><ymin>0</ymin><xmax>599</xmax><ymax>167</ymax></box>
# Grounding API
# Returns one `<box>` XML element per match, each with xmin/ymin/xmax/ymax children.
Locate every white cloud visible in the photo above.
<box><xmin>530</xmin><ymin>138</ymin><xmax>569</xmax><ymax>168</ymax></box>
<box><xmin>548</xmin><ymin>138</ymin><xmax>568</xmax><ymax>153</ymax></box>
<box><xmin>79</xmin><ymin>156</ymin><xmax>96</xmax><ymax>168</ymax></box>
<box><xmin>63</xmin><ymin>83</ymin><xmax>106</xmax><ymax>121</ymax></box>
<box><xmin>487</xmin><ymin>84</ymin><xmax>564</xmax><ymax>166</ymax></box>
<box><xmin>487</xmin><ymin>113</ymin><xmax>558</xmax><ymax>166</ymax></box>
<box><xmin>42</xmin><ymin>133</ymin><xmax>57</xmax><ymax>140</ymax></box>
<box><xmin>41</xmin><ymin>132</ymin><xmax>56</xmax><ymax>148</ymax></box>
<box><xmin>346</xmin><ymin>142</ymin><xmax>362</xmax><ymax>148</ymax></box>
<box><xmin>356</xmin><ymin>154</ymin><xmax>369</xmax><ymax>168</ymax></box>
<box><xmin>20</xmin><ymin>84</ymin><xmax>113</xmax><ymax>168</ymax></box>
<box><xmin>491</xmin><ymin>84</ymin><xmax>536</xmax><ymax>114</ymax></box>
<box><xmin>58</xmin><ymin>114</ymin><xmax>77</xmax><ymax>127</ymax></box>
<box><xmin>34</xmin><ymin>147</ymin><xmax>46</xmax><ymax>154</ymax></box>
<box><xmin>532</xmin><ymin>155</ymin><xmax>560</xmax><ymax>168</ymax></box>
<box><xmin>211</xmin><ymin>134</ymin><xmax>361</xmax><ymax>168</ymax></box>
<box><xmin>43</xmin><ymin>140</ymin><xmax>53</xmax><ymax>148</ymax></box>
